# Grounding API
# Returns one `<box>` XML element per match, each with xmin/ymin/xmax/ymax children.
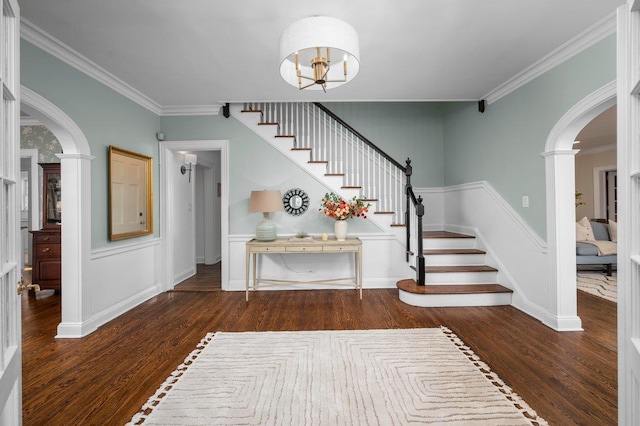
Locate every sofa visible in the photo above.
<box><xmin>576</xmin><ymin>219</ymin><xmax>617</xmax><ymax>276</ymax></box>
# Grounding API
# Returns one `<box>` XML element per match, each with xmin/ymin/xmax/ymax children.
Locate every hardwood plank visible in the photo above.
<box><xmin>22</xmin><ymin>286</ymin><xmax>616</xmax><ymax>425</ymax></box>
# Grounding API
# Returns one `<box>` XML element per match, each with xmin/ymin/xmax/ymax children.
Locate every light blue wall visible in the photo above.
<box><xmin>441</xmin><ymin>35</ymin><xmax>616</xmax><ymax>237</ymax></box>
<box><xmin>160</xmin><ymin>115</ymin><xmax>381</xmax><ymax>235</ymax></box>
<box><xmin>322</xmin><ymin>102</ymin><xmax>445</xmax><ymax>186</ymax></box>
<box><xmin>22</xmin><ymin>31</ymin><xmax>616</xmax><ymax>243</ymax></box>
<box><xmin>21</xmin><ymin>40</ymin><xmax>162</xmax><ymax>248</ymax></box>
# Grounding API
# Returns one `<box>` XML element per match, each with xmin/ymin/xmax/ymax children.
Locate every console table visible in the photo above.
<box><xmin>245</xmin><ymin>237</ymin><xmax>362</xmax><ymax>301</ymax></box>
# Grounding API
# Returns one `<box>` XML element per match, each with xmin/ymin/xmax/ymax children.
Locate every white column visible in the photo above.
<box><xmin>542</xmin><ymin>149</ymin><xmax>582</xmax><ymax>331</ymax></box>
<box><xmin>56</xmin><ymin>153</ymin><xmax>94</xmax><ymax>338</ymax></box>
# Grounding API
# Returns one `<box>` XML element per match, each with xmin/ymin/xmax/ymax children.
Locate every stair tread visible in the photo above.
<box><xmin>391</xmin><ymin>224</ymin><xmax>406</xmax><ymax>227</ymax></box>
<box><xmin>258</xmin><ymin>122</ymin><xmax>279</xmax><ymax>126</ymax></box>
<box><xmin>374</xmin><ymin>211</ymin><xmax>395</xmax><ymax>215</ymax></box>
<box><xmin>292</xmin><ymin>147</ymin><xmax>311</xmax><ymax>151</ymax></box>
<box><xmin>309</xmin><ymin>160</ymin><xmax>328</xmax><ymax>164</ymax></box>
<box><xmin>397</xmin><ymin>280</ymin><xmax>512</xmax><ymax>295</ymax></box>
<box><xmin>241</xmin><ymin>109</ymin><xmax>262</xmax><ymax>113</ymax></box>
<box><xmin>423</xmin><ymin>231</ymin><xmax>475</xmax><ymax>239</ymax></box>
<box><xmin>423</xmin><ymin>249</ymin><xmax>486</xmax><ymax>255</ymax></box>
<box><xmin>425</xmin><ymin>265</ymin><xmax>497</xmax><ymax>273</ymax></box>
<box><xmin>275</xmin><ymin>135</ymin><xmax>295</xmax><ymax>138</ymax></box>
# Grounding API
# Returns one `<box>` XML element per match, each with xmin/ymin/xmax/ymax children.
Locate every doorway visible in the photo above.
<box><xmin>159</xmin><ymin>140</ymin><xmax>229</xmax><ymax>293</ymax></box>
<box><xmin>543</xmin><ymin>80</ymin><xmax>616</xmax><ymax>331</ymax></box>
<box><xmin>21</xmin><ymin>86</ymin><xmax>93</xmax><ymax>338</ymax></box>
<box><xmin>173</xmin><ymin>150</ymin><xmax>223</xmax><ymax>291</ymax></box>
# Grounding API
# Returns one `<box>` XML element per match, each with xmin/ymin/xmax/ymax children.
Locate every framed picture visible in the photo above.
<box><xmin>109</xmin><ymin>146</ymin><xmax>153</xmax><ymax>241</ymax></box>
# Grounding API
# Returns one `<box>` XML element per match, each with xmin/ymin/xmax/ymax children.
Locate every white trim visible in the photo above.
<box><xmin>20</xmin><ymin>117</ymin><xmax>40</xmax><ymax>126</ymax></box>
<box><xmin>160</xmin><ymin>140</ymin><xmax>229</xmax><ymax>292</ymax></box>
<box><xmin>443</xmin><ymin>181</ymin><xmax>547</xmax><ymax>253</ymax></box>
<box><xmin>542</xmin><ymin>80</ymin><xmax>616</xmax><ymax>332</ymax></box>
<box><xmin>20</xmin><ymin>149</ymin><xmax>40</xmax><ymax>233</ymax></box>
<box><xmin>575</xmin><ymin>144</ymin><xmax>616</xmax><ymax>157</ymax></box>
<box><xmin>483</xmin><ymin>12</ymin><xmax>616</xmax><ymax>104</ymax></box>
<box><xmin>91</xmin><ymin>238</ymin><xmax>161</xmax><ymax>260</ymax></box>
<box><xmin>58</xmin><ymin>285</ymin><xmax>160</xmax><ymax>339</ymax></box>
<box><xmin>544</xmin><ymin>81</ymin><xmax>616</xmax><ymax>152</ymax></box>
<box><xmin>592</xmin><ymin>164</ymin><xmax>617</xmax><ymax>218</ymax></box>
<box><xmin>20</xmin><ymin>18</ymin><xmax>163</xmax><ymax>115</ymax></box>
<box><xmin>21</xmin><ymin>86</ymin><xmax>92</xmax><ymax>155</ymax></box>
<box><xmin>20</xmin><ymin>85</ymin><xmax>95</xmax><ymax>339</ymax></box>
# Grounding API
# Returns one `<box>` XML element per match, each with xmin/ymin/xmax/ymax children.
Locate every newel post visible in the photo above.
<box><xmin>405</xmin><ymin>158</ymin><xmax>412</xmax><ymax>262</ymax></box>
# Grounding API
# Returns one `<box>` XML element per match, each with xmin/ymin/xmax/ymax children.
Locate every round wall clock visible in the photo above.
<box><xmin>282</xmin><ymin>188</ymin><xmax>310</xmax><ymax>216</ymax></box>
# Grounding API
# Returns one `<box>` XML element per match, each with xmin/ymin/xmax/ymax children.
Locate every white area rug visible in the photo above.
<box><xmin>577</xmin><ymin>271</ymin><xmax>617</xmax><ymax>303</ymax></box>
<box><xmin>128</xmin><ymin>328</ymin><xmax>547</xmax><ymax>425</ymax></box>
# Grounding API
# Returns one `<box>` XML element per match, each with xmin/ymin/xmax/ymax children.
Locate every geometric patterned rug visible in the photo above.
<box><xmin>577</xmin><ymin>271</ymin><xmax>617</xmax><ymax>303</ymax></box>
<box><xmin>128</xmin><ymin>328</ymin><xmax>547</xmax><ymax>425</ymax></box>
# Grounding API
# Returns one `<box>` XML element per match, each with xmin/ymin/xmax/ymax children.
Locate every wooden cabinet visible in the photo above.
<box><xmin>31</xmin><ymin>229</ymin><xmax>61</xmax><ymax>291</ymax></box>
<box><xmin>31</xmin><ymin>163</ymin><xmax>62</xmax><ymax>292</ymax></box>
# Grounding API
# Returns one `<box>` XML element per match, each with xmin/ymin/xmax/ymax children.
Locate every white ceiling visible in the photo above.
<box><xmin>19</xmin><ymin>0</ymin><xmax>624</xmax><ymax>108</ymax></box>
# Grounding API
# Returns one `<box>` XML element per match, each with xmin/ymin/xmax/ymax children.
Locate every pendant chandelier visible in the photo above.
<box><xmin>279</xmin><ymin>16</ymin><xmax>360</xmax><ymax>92</ymax></box>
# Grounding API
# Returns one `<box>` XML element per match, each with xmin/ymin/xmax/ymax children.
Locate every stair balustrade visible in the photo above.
<box><xmin>242</xmin><ymin>102</ymin><xmax>406</xmax><ymax>225</ymax></box>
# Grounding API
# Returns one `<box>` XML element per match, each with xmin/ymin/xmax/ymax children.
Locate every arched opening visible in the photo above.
<box><xmin>542</xmin><ymin>80</ymin><xmax>616</xmax><ymax>331</ymax></box>
<box><xmin>21</xmin><ymin>86</ymin><xmax>94</xmax><ymax>338</ymax></box>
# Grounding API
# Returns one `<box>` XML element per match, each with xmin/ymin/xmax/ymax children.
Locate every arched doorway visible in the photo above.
<box><xmin>21</xmin><ymin>86</ymin><xmax>94</xmax><ymax>338</ymax></box>
<box><xmin>542</xmin><ymin>80</ymin><xmax>616</xmax><ymax>331</ymax></box>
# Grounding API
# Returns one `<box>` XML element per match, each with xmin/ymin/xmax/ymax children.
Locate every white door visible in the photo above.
<box><xmin>617</xmin><ymin>2</ymin><xmax>640</xmax><ymax>424</ymax></box>
<box><xmin>0</xmin><ymin>0</ymin><xmax>22</xmax><ymax>423</ymax></box>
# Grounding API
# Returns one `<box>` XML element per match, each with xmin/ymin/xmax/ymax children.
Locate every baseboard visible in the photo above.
<box><xmin>174</xmin><ymin>267</ymin><xmax>196</xmax><ymax>285</ymax></box>
<box><xmin>56</xmin><ymin>284</ymin><xmax>161</xmax><ymax>338</ymax></box>
<box><xmin>542</xmin><ymin>313</ymin><xmax>584</xmax><ymax>332</ymax></box>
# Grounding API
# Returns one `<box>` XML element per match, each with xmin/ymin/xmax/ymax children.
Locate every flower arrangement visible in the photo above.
<box><xmin>319</xmin><ymin>192</ymin><xmax>371</xmax><ymax>221</ymax></box>
<box><xmin>575</xmin><ymin>191</ymin><xmax>587</xmax><ymax>207</ymax></box>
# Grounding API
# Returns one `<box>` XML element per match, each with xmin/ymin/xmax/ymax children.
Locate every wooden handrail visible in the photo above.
<box><xmin>314</xmin><ymin>102</ymin><xmax>407</xmax><ymax>172</ymax></box>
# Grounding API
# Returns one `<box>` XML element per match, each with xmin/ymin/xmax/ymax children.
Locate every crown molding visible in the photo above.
<box><xmin>483</xmin><ymin>11</ymin><xmax>616</xmax><ymax>104</ymax></box>
<box><xmin>20</xmin><ymin>117</ymin><xmax>41</xmax><ymax>126</ymax></box>
<box><xmin>160</xmin><ymin>104</ymin><xmax>222</xmax><ymax>116</ymax></box>
<box><xmin>20</xmin><ymin>18</ymin><xmax>163</xmax><ymax>115</ymax></box>
<box><xmin>576</xmin><ymin>143</ymin><xmax>616</xmax><ymax>157</ymax></box>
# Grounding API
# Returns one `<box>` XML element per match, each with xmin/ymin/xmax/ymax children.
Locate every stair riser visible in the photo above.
<box><xmin>423</xmin><ymin>238</ymin><xmax>476</xmax><ymax>250</ymax></box>
<box><xmin>398</xmin><ymin>290</ymin><xmax>512</xmax><ymax>308</ymax></box>
<box><xmin>425</xmin><ymin>271</ymin><xmax>497</xmax><ymax>284</ymax></box>
<box><xmin>424</xmin><ymin>254</ymin><xmax>485</xmax><ymax>266</ymax></box>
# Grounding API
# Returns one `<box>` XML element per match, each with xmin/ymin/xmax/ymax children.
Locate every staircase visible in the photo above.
<box><xmin>230</xmin><ymin>102</ymin><xmax>407</xmax><ymax>239</ymax></box>
<box><xmin>230</xmin><ymin>101</ymin><xmax>514</xmax><ymax>307</ymax></box>
<box><xmin>397</xmin><ymin>230</ymin><xmax>512</xmax><ymax>307</ymax></box>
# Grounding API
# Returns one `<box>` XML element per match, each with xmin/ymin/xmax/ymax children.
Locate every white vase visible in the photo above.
<box><xmin>334</xmin><ymin>220</ymin><xmax>348</xmax><ymax>241</ymax></box>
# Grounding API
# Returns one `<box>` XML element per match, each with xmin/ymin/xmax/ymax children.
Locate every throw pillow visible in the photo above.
<box><xmin>609</xmin><ymin>219</ymin><xmax>617</xmax><ymax>243</ymax></box>
<box><xmin>576</xmin><ymin>217</ymin><xmax>595</xmax><ymax>241</ymax></box>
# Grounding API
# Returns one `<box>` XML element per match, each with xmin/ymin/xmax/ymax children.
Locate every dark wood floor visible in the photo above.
<box><xmin>22</xmin><ymin>283</ymin><xmax>617</xmax><ymax>425</ymax></box>
<box><xmin>172</xmin><ymin>263</ymin><xmax>221</xmax><ymax>292</ymax></box>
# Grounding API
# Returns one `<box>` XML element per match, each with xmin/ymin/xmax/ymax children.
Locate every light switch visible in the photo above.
<box><xmin>522</xmin><ymin>196</ymin><xmax>529</xmax><ymax>208</ymax></box>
